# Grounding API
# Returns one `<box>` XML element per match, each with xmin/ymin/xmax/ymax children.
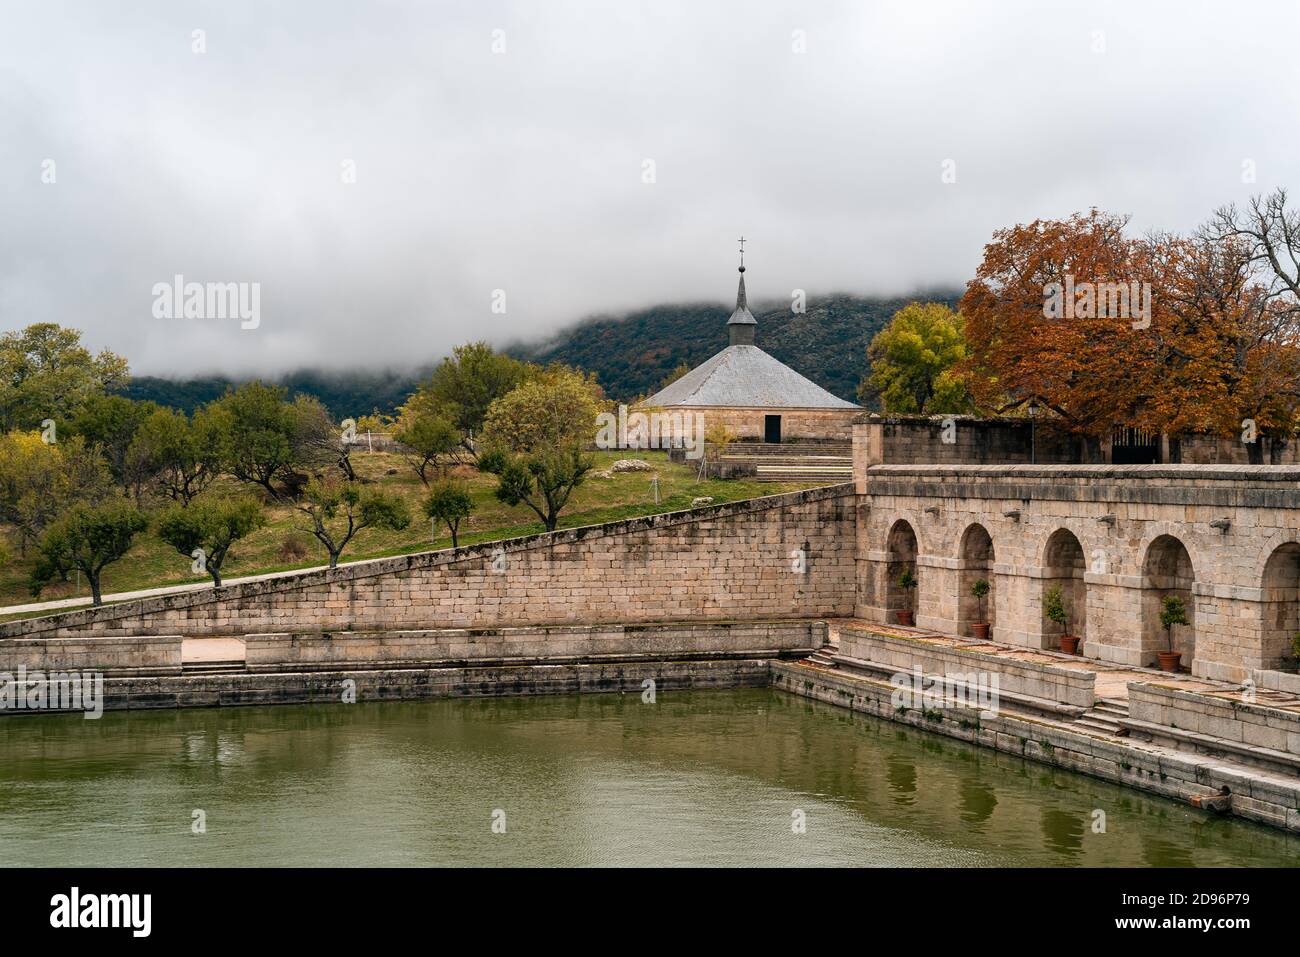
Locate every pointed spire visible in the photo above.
<box><xmin>728</xmin><ymin>236</ymin><xmax>756</xmax><ymax>346</ymax></box>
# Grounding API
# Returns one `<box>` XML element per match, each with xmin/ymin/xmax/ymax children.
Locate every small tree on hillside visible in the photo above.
<box><xmin>295</xmin><ymin>476</ymin><xmax>411</xmax><ymax>568</ymax></box>
<box><xmin>157</xmin><ymin>498</ymin><xmax>264</xmax><ymax>587</ymax></box>
<box><xmin>423</xmin><ymin>479</ymin><xmax>474</xmax><ymax>547</ymax></box>
<box><xmin>395</xmin><ymin>409</ymin><xmax>461</xmax><ymax>485</ymax></box>
<box><xmin>204</xmin><ymin>382</ymin><xmax>298</xmax><ymax>499</ymax></box>
<box><xmin>30</xmin><ymin>501</ymin><xmax>148</xmax><ymax>605</ymax></box>
<box><xmin>129</xmin><ymin>406</ymin><xmax>226</xmax><ymax>506</ymax></box>
<box><xmin>289</xmin><ymin>395</ymin><xmax>357</xmax><ymax>480</ymax></box>
<box><xmin>479</xmin><ymin>446</ymin><xmax>592</xmax><ymax>532</ymax></box>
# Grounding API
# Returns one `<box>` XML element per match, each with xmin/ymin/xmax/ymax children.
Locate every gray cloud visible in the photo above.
<box><xmin>1</xmin><ymin>0</ymin><xmax>1297</xmax><ymax>376</ymax></box>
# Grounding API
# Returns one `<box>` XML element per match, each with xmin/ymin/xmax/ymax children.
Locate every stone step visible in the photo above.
<box><xmin>182</xmin><ymin>660</ymin><xmax>247</xmax><ymax>675</ymax></box>
<box><xmin>1092</xmin><ymin>701</ymin><xmax>1130</xmax><ymax>718</ymax></box>
<box><xmin>1075</xmin><ymin>715</ymin><xmax>1126</xmax><ymax>735</ymax></box>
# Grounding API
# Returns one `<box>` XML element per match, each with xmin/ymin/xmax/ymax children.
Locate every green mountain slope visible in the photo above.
<box><xmin>120</xmin><ymin>293</ymin><xmax>958</xmax><ymax>414</ymax></box>
<box><xmin>511</xmin><ymin>293</ymin><xmax>959</xmax><ymax>403</ymax></box>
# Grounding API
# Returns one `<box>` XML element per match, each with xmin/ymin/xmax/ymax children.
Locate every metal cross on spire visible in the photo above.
<box><xmin>737</xmin><ymin>235</ymin><xmax>746</xmax><ymax>271</ymax></box>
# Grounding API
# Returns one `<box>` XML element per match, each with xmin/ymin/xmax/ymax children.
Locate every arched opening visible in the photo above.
<box><xmin>957</xmin><ymin>524</ymin><xmax>995</xmax><ymax>639</ymax></box>
<box><xmin>1142</xmin><ymin>535</ymin><xmax>1196</xmax><ymax>669</ymax></box>
<box><xmin>885</xmin><ymin>520</ymin><xmax>919</xmax><ymax>625</ymax></box>
<box><xmin>1042</xmin><ymin>529</ymin><xmax>1087</xmax><ymax>652</ymax></box>
<box><xmin>1261</xmin><ymin>543</ymin><xmax>1300</xmax><ymax>670</ymax></box>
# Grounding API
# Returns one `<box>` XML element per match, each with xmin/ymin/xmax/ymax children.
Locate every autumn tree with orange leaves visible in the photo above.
<box><xmin>960</xmin><ymin>197</ymin><xmax>1300</xmax><ymax>456</ymax></box>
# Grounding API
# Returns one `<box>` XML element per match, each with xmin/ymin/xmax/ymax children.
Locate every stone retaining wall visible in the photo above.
<box><xmin>1252</xmin><ymin>669</ymin><xmax>1300</xmax><ymax>695</ymax></box>
<box><xmin>88</xmin><ymin>658</ymin><xmax>772</xmax><ymax>711</ymax></box>
<box><xmin>838</xmin><ymin>628</ymin><xmax>1096</xmax><ymax>708</ymax></box>
<box><xmin>0</xmin><ymin>635</ymin><xmax>182</xmax><ymax>676</ymax></box>
<box><xmin>1128</xmin><ymin>682</ymin><xmax>1300</xmax><ymax>757</ymax></box>
<box><xmin>773</xmin><ymin>661</ymin><xmax>1300</xmax><ymax>832</ymax></box>
<box><xmin>0</xmin><ymin>486</ymin><xmax>856</xmax><ymax>641</ymax></box>
<box><xmin>245</xmin><ymin>621</ymin><xmax>824</xmax><ymax>672</ymax></box>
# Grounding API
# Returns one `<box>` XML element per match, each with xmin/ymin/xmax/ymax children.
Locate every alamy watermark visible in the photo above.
<box><xmin>152</xmin><ymin>275</ymin><xmax>260</xmax><ymax>329</ymax></box>
<box><xmin>595</xmin><ymin>404</ymin><xmax>705</xmax><ymax>459</ymax></box>
<box><xmin>1043</xmin><ymin>273</ymin><xmax>1151</xmax><ymax>329</ymax></box>
<box><xmin>890</xmin><ymin>667</ymin><xmax>1000</xmax><ymax>719</ymax></box>
<box><xmin>0</xmin><ymin>667</ymin><xmax>104</xmax><ymax>719</ymax></box>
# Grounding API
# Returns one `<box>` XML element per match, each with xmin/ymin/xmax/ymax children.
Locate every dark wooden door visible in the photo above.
<box><xmin>764</xmin><ymin>415</ymin><xmax>782</xmax><ymax>444</ymax></box>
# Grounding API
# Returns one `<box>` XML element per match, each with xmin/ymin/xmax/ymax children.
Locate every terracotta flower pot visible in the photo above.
<box><xmin>896</xmin><ymin>610</ymin><xmax>914</xmax><ymax>626</ymax></box>
<box><xmin>1157</xmin><ymin>651</ymin><xmax>1182</xmax><ymax>672</ymax></box>
<box><xmin>1059</xmin><ymin>634</ymin><xmax>1080</xmax><ymax>655</ymax></box>
<box><xmin>971</xmin><ymin>622</ymin><xmax>990</xmax><ymax>640</ymax></box>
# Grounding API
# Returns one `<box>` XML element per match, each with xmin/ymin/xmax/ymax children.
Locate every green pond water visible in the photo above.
<box><xmin>0</xmin><ymin>689</ymin><xmax>1296</xmax><ymax>867</ymax></box>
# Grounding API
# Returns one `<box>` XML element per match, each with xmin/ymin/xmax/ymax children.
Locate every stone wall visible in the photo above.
<box><xmin>1175</xmin><ymin>433</ymin><xmax>1300</xmax><ymax>465</ymax></box>
<box><xmin>245</xmin><ymin>621</ymin><xmax>824</xmax><ymax>672</ymax></box>
<box><xmin>1128</xmin><ymin>682</ymin><xmax>1300</xmax><ymax>763</ymax></box>
<box><xmin>853</xmin><ymin>463</ymin><xmax>1300</xmax><ymax>682</ymax></box>
<box><xmin>0</xmin><ymin>635</ymin><xmax>182</xmax><ymax>676</ymax></box>
<box><xmin>853</xmin><ymin>417</ymin><xmax>1078</xmax><ymax>469</ymax></box>
<box><xmin>838</xmin><ymin>627</ymin><xmax>1096</xmax><ymax>708</ymax></box>
<box><xmin>0</xmin><ymin>486</ymin><xmax>856</xmax><ymax>643</ymax></box>
<box><xmin>654</xmin><ymin>406</ymin><xmax>861</xmax><ymax>442</ymax></box>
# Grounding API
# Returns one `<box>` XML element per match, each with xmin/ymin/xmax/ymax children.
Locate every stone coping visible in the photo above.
<box><xmin>1130</xmin><ymin>679</ymin><xmax>1300</xmax><ymax>721</ymax></box>
<box><xmin>841</xmin><ymin>626</ymin><xmax>1096</xmax><ymax>681</ymax></box>
<box><xmin>866</xmin><ymin>463</ymin><xmax>1300</xmax><ymax>482</ymax></box>
<box><xmin>0</xmin><ymin>484</ymin><xmax>854</xmax><ymax>640</ymax></box>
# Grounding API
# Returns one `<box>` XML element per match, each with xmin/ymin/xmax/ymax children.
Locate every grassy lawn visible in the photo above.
<box><xmin>0</xmin><ymin>450</ymin><xmax>825</xmax><ymax>612</ymax></box>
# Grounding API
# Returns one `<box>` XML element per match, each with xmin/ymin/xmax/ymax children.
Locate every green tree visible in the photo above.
<box><xmin>128</xmin><ymin>406</ymin><xmax>227</xmax><ymax>506</ymax></box>
<box><xmin>394</xmin><ymin>408</ymin><xmax>461</xmax><ymax>485</ymax></box>
<box><xmin>289</xmin><ymin>394</ymin><xmax>356</xmax><ymax>480</ymax></box>
<box><xmin>30</xmin><ymin>501</ymin><xmax>148</xmax><ymax>605</ymax></box>
<box><xmin>412</xmin><ymin>342</ymin><xmax>534</xmax><ymax>453</ymax></box>
<box><xmin>1160</xmin><ymin>595</ymin><xmax>1190</xmax><ymax>653</ymax></box>
<box><xmin>204</xmin><ymin>382</ymin><xmax>298</xmax><ymax>499</ymax></box>
<box><xmin>422</xmin><ymin>479</ymin><xmax>474</xmax><ymax>547</ymax></box>
<box><xmin>68</xmin><ymin>394</ymin><xmax>158</xmax><ymax>498</ymax></box>
<box><xmin>295</xmin><ymin>476</ymin><xmax>411</xmax><ymax>568</ymax></box>
<box><xmin>480</xmin><ymin>365</ymin><xmax>605</xmax><ymax>453</ymax></box>
<box><xmin>859</xmin><ymin>302</ymin><xmax>973</xmax><ymax>414</ymax></box>
<box><xmin>0</xmin><ymin>323</ymin><xmax>129</xmax><ymax>432</ymax></box>
<box><xmin>0</xmin><ymin>431</ymin><xmax>113</xmax><ymax>555</ymax></box>
<box><xmin>480</xmin><ymin>446</ymin><xmax>593</xmax><ymax>532</ymax></box>
<box><xmin>156</xmin><ymin>498</ymin><xmax>264</xmax><ymax>587</ymax></box>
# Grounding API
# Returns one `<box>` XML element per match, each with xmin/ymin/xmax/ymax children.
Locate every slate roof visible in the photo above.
<box><xmin>640</xmin><ymin>344</ymin><xmax>861</xmax><ymax>410</ymax></box>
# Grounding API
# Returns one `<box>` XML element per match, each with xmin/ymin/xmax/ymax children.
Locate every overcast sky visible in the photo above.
<box><xmin>1</xmin><ymin>0</ymin><xmax>1297</xmax><ymax>377</ymax></box>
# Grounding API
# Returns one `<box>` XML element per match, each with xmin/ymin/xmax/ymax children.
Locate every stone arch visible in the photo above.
<box><xmin>957</xmin><ymin>523</ymin><xmax>995</xmax><ymax>638</ymax></box>
<box><xmin>1141</xmin><ymin>534</ymin><xmax>1196</xmax><ymax>669</ymax></box>
<box><xmin>1260</xmin><ymin>542</ymin><xmax>1300</xmax><ymax>670</ymax></box>
<box><xmin>885</xmin><ymin>519</ymin><xmax>919</xmax><ymax>624</ymax></box>
<box><xmin>1041</xmin><ymin>528</ymin><xmax>1087</xmax><ymax>650</ymax></box>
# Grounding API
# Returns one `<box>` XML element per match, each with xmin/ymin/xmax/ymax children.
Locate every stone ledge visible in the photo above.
<box><xmin>1120</xmin><ymin>715</ymin><xmax>1300</xmax><ymax>776</ymax></box>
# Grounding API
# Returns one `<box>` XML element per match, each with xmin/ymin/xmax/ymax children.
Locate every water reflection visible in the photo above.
<box><xmin>0</xmin><ymin>690</ymin><xmax>1295</xmax><ymax>867</ymax></box>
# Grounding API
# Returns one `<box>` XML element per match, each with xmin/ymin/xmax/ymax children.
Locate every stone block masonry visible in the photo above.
<box><xmin>0</xmin><ymin>635</ymin><xmax>182</xmax><ymax>677</ymax></box>
<box><xmin>0</xmin><ymin>486</ymin><xmax>856</xmax><ymax>642</ymax></box>
<box><xmin>245</xmin><ymin>621</ymin><xmax>823</xmax><ymax>672</ymax></box>
<box><xmin>773</xmin><ymin>661</ymin><xmax>1300</xmax><ymax>833</ymax></box>
<box><xmin>854</xmin><ymin>460</ymin><xmax>1300</xmax><ymax>682</ymax></box>
<box><xmin>839</xmin><ymin>627</ymin><xmax>1096</xmax><ymax>709</ymax></box>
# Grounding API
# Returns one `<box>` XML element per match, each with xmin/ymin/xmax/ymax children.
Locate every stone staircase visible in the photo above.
<box><xmin>181</xmin><ymin>659</ymin><xmax>247</xmax><ymax>676</ymax></box>
<box><xmin>1075</xmin><ymin>696</ymin><xmax>1130</xmax><ymax>736</ymax></box>
<box><xmin>716</xmin><ymin>442</ymin><xmax>853</xmax><ymax>484</ymax></box>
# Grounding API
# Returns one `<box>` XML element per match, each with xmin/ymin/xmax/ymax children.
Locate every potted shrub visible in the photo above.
<box><xmin>1158</xmin><ymin>595</ymin><xmax>1190</xmax><ymax>672</ymax></box>
<box><xmin>896</xmin><ymin>568</ymin><xmax>917</xmax><ymax>626</ymax></box>
<box><xmin>969</xmin><ymin>578</ymin><xmax>991</xmax><ymax>639</ymax></box>
<box><xmin>1043</xmin><ymin>585</ymin><xmax>1078</xmax><ymax>654</ymax></box>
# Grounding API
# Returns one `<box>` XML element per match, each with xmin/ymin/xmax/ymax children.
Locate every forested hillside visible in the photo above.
<box><xmin>121</xmin><ymin>292</ymin><xmax>959</xmax><ymax>413</ymax></box>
